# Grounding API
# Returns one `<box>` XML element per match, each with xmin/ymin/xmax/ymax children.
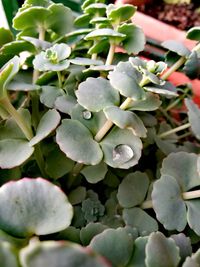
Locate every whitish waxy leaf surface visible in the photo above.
<box><xmin>186</xmin><ymin>201</ymin><xmax>200</xmax><ymax>236</ymax></box>
<box><xmin>84</xmin><ymin>28</ymin><xmax>125</xmax><ymax>41</ymax></box>
<box><xmin>128</xmin><ymin>237</ymin><xmax>148</xmax><ymax>267</ymax></box>
<box><xmin>81</xmin><ymin>162</ymin><xmax>108</xmax><ymax>183</ymax></box>
<box><xmin>20</xmin><ymin>240</ymin><xmax>110</xmax><ymax>267</ymax></box>
<box><xmin>29</xmin><ymin>109</ymin><xmax>61</xmax><ymax>146</ymax></box>
<box><xmin>90</xmin><ymin>228</ymin><xmax>133</xmax><ymax>267</ymax></box>
<box><xmin>0</xmin><ymin>139</ymin><xmax>34</xmax><ymax>169</ymax></box>
<box><xmin>0</xmin><ymin>242</ymin><xmax>19</xmax><ymax>267</ymax></box>
<box><xmin>0</xmin><ymin>178</ymin><xmax>73</xmax><ymax>237</ymax></box>
<box><xmin>76</xmin><ymin>77</ymin><xmax>120</xmax><ymax>112</ymax></box>
<box><xmin>56</xmin><ymin>119</ymin><xmax>103</xmax><ymax>165</ymax></box>
<box><xmin>104</xmin><ymin>106</ymin><xmax>147</xmax><ymax>137</ymax></box>
<box><xmin>118</xmin><ymin>24</ymin><xmax>145</xmax><ymax>55</ymax></box>
<box><xmin>117</xmin><ymin>171</ymin><xmax>149</xmax><ymax>208</ymax></box>
<box><xmin>162</xmin><ymin>40</ymin><xmax>191</xmax><ymax>57</ymax></box>
<box><xmin>80</xmin><ymin>223</ymin><xmax>108</xmax><ymax>246</ymax></box>
<box><xmin>152</xmin><ymin>175</ymin><xmax>187</xmax><ymax>231</ymax></box>
<box><xmin>145</xmin><ymin>232</ymin><xmax>180</xmax><ymax>267</ymax></box>
<box><xmin>100</xmin><ymin>127</ymin><xmax>142</xmax><ymax>169</ymax></box>
<box><xmin>185</xmin><ymin>99</ymin><xmax>200</xmax><ymax>140</ymax></box>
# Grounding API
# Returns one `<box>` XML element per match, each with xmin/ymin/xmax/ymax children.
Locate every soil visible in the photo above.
<box><xmin>138</xmin><ymin>1</ymin><xmax>200</xmax><ymax>31</ymax></box>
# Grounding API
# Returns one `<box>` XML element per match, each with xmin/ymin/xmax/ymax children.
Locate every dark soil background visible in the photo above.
<box><xmin>138</xmin><ymin>1</ymin><xmax>200</xmax><ymax>31</ymax></box>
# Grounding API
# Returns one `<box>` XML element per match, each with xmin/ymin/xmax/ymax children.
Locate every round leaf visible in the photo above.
<box><xmin>0</xmin><ymin>242</ymin><xmax>18</xmax><ymax>267</ymax></box>
<box><xmin>29</xmin><ymin>109</ymin><xmax>61</xmax><ymax>146</ymax></box>
<box><xmin>56</xmin><ymin>119</ymin><xmax>103</xmax><ymax>165</ymax></box>
<box><xmin>40</xmin><ymin>86</ymin><xmax>63</xmax><ymax>108</ymax></box>
<box><xmin>70</xmin><ymin>57</ymin><xmax>103</xmax><ymax>66</ymax></box>
<box><xmin>128</xmin><ymin>236</ymin><xmax>148</xmax><ymax>267</ymax></box>
<box><xmin>76</xmin><ymin>77</ymin><xmax>120</xmax><ymax>112</ymax></box>
<box><xmin>152</xmin><ymin>175</ymin><xmax>187</xmax><ymax>231</ymax></box>
<box><xmin>161</xmin><ymin>152</ymin><xmax>200</xmax><ymax>192</ymax></box>
<box><xmin>90</xmin><ymin>228</ymin><xmax>133</xmax><ymax>267</ymax></box>
<box><xmin>81</xmin><ymin>162</ymin><xmax>108</xmax><ymax>183</ymax></box>
<box><xmin>107</xmin><ymin>4</ymin><xmax>136</xmax><ymax>23</ymax></box>
<box><xmin>123</xmin><ymin>208</ymin><xmax>158</xmax><ymax>235</ymax></box>
<box><xmin>170</xmin><ymin>233</ymin><xmax>192</xmax><ymax>262</ymax></box>
<box><xmin>80</xmin><ymin>223</ymin><xmax>108</xmax><ymax>246</ymax></box>
<box><xmin>162</xmin><ymin>40</ymin><xmax>191</xmax><ymax>57</ymax></box>
<box><xmin>186</xmin><ymin>27</ymin><xmax>200</xmax><ymax>41</ymax></box>
<box><xmin>117</xmin><ymin>171</ymin><xmax>149</xmax><ymax>208</ymax></box>
<box><xmin>127</xmin><ymin>92</ymin><xmax>161</xmax><ymax>111</ymax></box>
<box><xmin>104</xmin><ymin>106</ymin><xmax>147</xmax><ymax>137</ymax></box>
<box><xmin>186</xmin><ymin>200</ymin><xmax>200</xmax><ymax>236</ymax></box>
<box><xmin>183</xmin><ymin>51</ymin><xmax>200</xmax><ymax>79</ymax></box>
<box><xmin>118</xmin><ymin>24</ymin><xmax>145</xmax><ymax>55</ymax></box>
<box><xmin>0</xmin><ymin>139</ymin><xmax>34</xmax><ymax>169</ymax></box>
<box><xmin>145</xmin><ymin>232</ymin><xmax>180</xmax><ymax>267</ymax></box>
<box><xmin>100</xmin><ymin>127</ymin><xmax>142</xmax><ymax>169</ymax></box>
<box><xmin>185</xmin><ymin>99</ymin><xmax>200</xmax><ymax>140</ymax></box>
<box><xmin>20</xmin><ymin>240</ymin><xmax>110</xmax><ymax>267</ymax></box>
<box><xmin>0</xmin><ymin>178</ymin><xmax>73</xmax><ymax>237</ymax></box>
<box><xmin>68</xmin><ymin>186</ymin><xmax>86</xmax><ymax>205</ymax></box>
<box><xmin>84</xmin><ymin>28</ymin><xmax>125</xmax><ymax>41</ymax></box>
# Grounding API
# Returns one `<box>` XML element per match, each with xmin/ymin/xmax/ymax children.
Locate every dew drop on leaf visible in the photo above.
<box><xmin>82</xmin><ymin>110</ymin><xmax>92</xmax><ymax>120</ymax></box>
<box><xmin>112</xmin><ymin>144</ymin><xmax>134</xmax><ymax>164</ymax></box>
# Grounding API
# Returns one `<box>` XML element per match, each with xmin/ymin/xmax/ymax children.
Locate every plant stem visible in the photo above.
<box><xmin>165</xmin><ymin>87</ymin><xmax>190</xmax><ymax>112</ymax></box>
<box><xmin>0</xmin><ymin>96</ymin><xmax>33</xmax><ymax>140</ymax></box>
<box><xmin>161</xmin><ymin>57</ymin><xmax>186</xmax><ymax>80</ymax></box>
<box><xmin>95</xmin><ymin>120</ymin><xmax>114</xmax><ymax>142</ymax></box>
<box><xmin>67</xmin><ymin>163</ymin><xmax>84</xmax><ymax>188</ymax></box>
<box><xmin>182</xmin><ymin>190</ymin><xmax>200</xmax><ymax>200</ymax></box>
<box><xmin>57</xmin><ymin>71</ymin><xmax>63</xmax><ymax>88</ymax></box>
<box><xmin>105</xmin><ymin>42</ymin><xmax>116</xmax><ymax>65</ymax></box>
<box><xmin>158</xmin><ymin>122</ymin><xmax>191</xmax><ymax>139</ymax></box>
<box><xmin>0</xmin><ymin>105</ymin><xmax>9</xmax><ymax>120</ymax></box>
<box><xmin>140</xmin><ymin>200</ymin><xmax>153</xmax><ymax>209</ymax></box>
<box><xmin>34</xmin><ymin>144</ymin><xmax>47</xmax><ymax>177</ymax></box>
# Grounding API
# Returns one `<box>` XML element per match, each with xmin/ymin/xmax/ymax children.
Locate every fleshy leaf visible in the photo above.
<box><xmin>0</xmin><ymin>28</ymin><xmax>13</xmax><ymax>47</ymax></box>
<box><xmin>55</xmin><ymin>95</ymin><xmax>77</xmax><ymax>115</ymax></box>
<box><xmin>183</xmin><ymin>51</ymin><xmax>200</xmax><ymax>79</ymax></box>
<box><xmin>104</xmin><ymin>106</ymin><xmax>147</xmax><ymax>137</ymax></box>
<box><xmin>161</xmin><ymin>152</ymin><xmax>200</xmax><ymax>191</ymax></box>
<box><xmin>185</xmin><ymin>99</ymin><xmax>200</xmax><ymax>140</ymax></box>
<box><xmin>100</xmin><ymin>127</ymin><xmax>142</xmax><ymax>169</ymax></box>
<box><xmin>128</xmin><ymin>236</ymin><xmax>148</xmax><ymax>267</ymax></box>
<box><xmin>127</xmin><ymin>92</ymin><xmax>161</xmax><ymax>111</ymax></box>
<box><xmin>20</xmin><ymin>240</ymin><xmax>110</xmax><ymax>267</ymax></box>
<box><xmin>186</xmin><ymin>27</ymin><xmax>200</xmax><ymax>41</ymax></box>
<box><xmin>0</xmin><ymin>139</ymin><xmax>34</xmax><ymax>169</ymax></box>
<box><xmin>80</xmin><ymin>223</ymin><xmax>108</xmax><ymax>246</ymax></box>
<box><xmin>152</xmin><ymin>175</ymin><xmax>187</xmax><ymax>231</ymax></box>
<box><xmin>68</xmin><ymin>186</ymin><xmax>86</xmax><ymax>205</ymax></box>
<box><xmin>84</xmin><ymin>28</ymin><xmax>125</xmax><ymax>41</ymax></box>
<box><xmin>40</xmin><ymin>86</ymin><xmax>63</xmax><ymax>108</ymax></box>
<box><xmin>0</xmin><ymin>178</ymin><xmax>73</xmax><ymax>237</ymax></box>
<box><xmin>22</xmin><ymin>36</ymin><xmax>51</xmax><ymax>50</ymax></box>
<box><xmin>162</xmin><ymin>40</ymin><xmax>191</xmax><ymax>57</ymax></box>
<box><xmin>90</xmin><ymin>228</ymin><xmax>133</xmax><ymax>267</ymax></box>
<box><xmin>29</xmin><ymin>109</ymin><xmax>61</xmax><ymax>146</ymax></box>
<box><xmin>56</xmin><ymin>119</ymin><xmax>103</xmax><ymax>165</ymax></box>
<box><xmin>186</xmin><ymin>200</ymin><xmax>200</xmax><ymax>236</ymax></box>
<box><xmin>118</xmin><ymin>24</ymin><xmax>145</xmax><ymax>55</ymax></box>
<box><xmin>45</xmin><ymin>146</ymin><xmax>74</xmax><ymax>179</ymax></box>
<box><xmin>81</xmin><ymin>162</ymin><xmax>108</xmax><ymax>183</ymax></box>
<box><xmin>76</xmin><ymin>77</ymin><xmax>120</xmax><ymax>112</ymax></box>
<box><xmin>170</xmin><ymin>233</ymin><xmax>192</xmax><ymax>262</ymax></box>
<box><xmin>0</xmin><ymin>241</ymin><xmax>19</xmax><ymax>267</ymax></box>
<box><xmin>85</xmin><ymin>3</ymin><xmax>107</xmax><ymax>15</ymax></box>
<box><xmin>107</xmin><ymin>4</ymin><xmax>136</xmax><ymax>23</ymax></box>
<box><xmin>117</xmin><ymin>171</ymin><xmax>149</xmax><ymax>208</ymax></box>
<box><xmin>108</xmin><ymin>61</ymin><xmax>144</xmax><ymax>100</ymax></box>
<box><xmin>70</xmin><ymin>57</ymin><xmax>103</xmax><ymax>66</ymax></box>
<box><xmin>123</xmin><ymin>208</ymin><xmax>158</xmax><ymax>235</ymax></box>
<box><xmin>145</xmin><ymin>232</ymin><xmax>180</xmax><ymax>267</ymax></box>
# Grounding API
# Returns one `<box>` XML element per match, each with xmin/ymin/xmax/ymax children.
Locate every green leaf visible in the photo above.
<box><xmin>128</xmin><ymin>236</ymin><xmax>148</xmax><ymax>267</ymax></box>
<box><xmin>81</xmin><ymin>162</ymin><xmax>108</xmax><ymax>183</ymax></box>
<box><xmin>40</xmin><ymin>86</ymin><xmax>63</xmax><ymax>108</ymax></box>
<box><xmin>161</xmin><ymin>152</ymin><xmax>200</xmax><ymax>191</ymax></box>
<box><xmin>186</xmin><ymin>27</ymin><xmax>200</xmax><ymax>41</ymax></box>
<box><xmin>145</xmin><ymin>232</ymin><xmax>180</xmax><ymax>267</ymax></box>
<box><xmin>68</xmin><ymin>186</ymin><xmax>86</xmax><ymax>205</ymax></box>
<box><xmin>0</xmin><ymin>56</ymin><xmax>20</xmax><ymax>98</ymax></box>
<box><xmin>29</xmin><ymin>109</ymin><xmax>61</xmax><ymax>146</ymax></box>
<box><xmin>185</xmin><ymin>99</ymin><xmax>200</xmax><ymax>140</ymax></box>
<box><xmin>182</xmin><ymin>257</ymin><xmax>199</xmax><ymax>267</ymax></box>
<box><xmin>123</xmin><ymin>208</ymin><xmax>158</xmax><ymax>235</ymax></box>
<box><xmin>108</xmin><ymin>61</ymin><xmax>144</xmax><ymax>100</ymax></box>
<box><xmin>88</xmin><ymin>39</ymin><xmax>109</xmax><ymax>55</ymax></box>
<box><xmin>56</xmin><ymin>119</ymin><xmax>103</xmax><ymax>165</ymax></box>
<box><xmin>45</xmin><ymin>146</ymin><xmax>74</xmax><ymax>179</ymax></box>
<box><xmin>117</xmin><ymin>171</ymin><xmax>149</xmax><ymax>208</ymax></box>
<box><xmin>0</xmin><ymin>178</ymin><xmax>73</xmax><ymax>237</ymax></box>
<box><xmin>80</xmin><ymin>223</ymin><xmax>108</xmax><ymax>246</ymax></box>
<box><xmin>0</xmin><ymin>241</ymin><xmax>19</xmax><ymax>267</ymax></box>
<box><xmin>76</xmin><ymin>77</ymin><xmax>120</xmax><ymax>112</ymax></box>
<box><xmin>152</xmin><ymin>175</ymin><xmax>187</xmax><ymax>231</ymax></box>
<box><xmin>74</xmin><ymin>13</ymin><xmax>92</xmax><ymax>27</ymax></box>
<box><xmin>183</xmin><ymin>51</ymin><xmax>200</xmax><ymax>79</ymax></box>
<box><xmin>100</xmin><ymin>127</ymin><xmax>142</xmax><ymax>169</ymax></box>
<box><xmin>55</xmin><ymin>95</ymin><xmax>77</xmax><ymax>115</ymax></box>
<box><xmin>22</xmin><ymin>36</ymin><xmax>51</xmax><ymax>50</ymax></box>
<box><xmin>70</xmin><ymin>57</ymin><xmax>103</xmax><ymax>66</ymax></box>
<box><xmin>13</xmin><ymin>7</ymin><xmax>50</xmax><ymax>31</ymax></box>
<box><xmin>0</xmin><ymin>139</ymin><xmax>34</xmax><ymax>169</ymax></box>
<box><xmin>7</xmin><ymin>81</ymin><xmax>40</xmax><ymax>91</ymax></box>
<box><xmin>0</xmin><ymin>28</ymin><xmax>13</xmax><ymax>47</ymax></box>
<box><xmin>118</xmin><ymin>24</ymin><xmax>145</xmax><ymax>55</ymax></box>
<box><xmin>104</xmin><ymin>106</ymin><xmax>147</xmax><ymax>137</ymax></box>
<box><xmin>20</xmin><ymin>240</ymin><xmax>110</xmax><ymax>267</ymax></box>
<box><xmin>0</xmin><ymin>40</ymin><xmax>35</xmax><ymax>55</ymax></box>
<box><xmin>186</xmin><ymin>200</ymin><xmax>200</xmax><ymax>236</ymax></box>
<box><xmin>90</xmin><ymin>228</ymin><xmax>133</xmax><ymax>267</ymax></box>
<box><xmin>85</xmin><ymin>3</ymin><xmax>107</xmax><ymax>15</ymax></box>
<box><xmin>127</xmin><ymin>92</ymin><xmax>161</xmax><ymax>111</ymax></box>
<box><xmin>162</xmin><ymin>40</ymin><xmax>191</xmax><ymax>57</ymax></box>
<box><xmin>144</xmin><ymin>83</ymin><xmax>178</xmax><ymax>97</ymax></box>
<box><xmin>46</xmin><ymin>4</ymin><xmax>74</xmax><ymax>35</ymax></box>
<box><xmin>170</xmin><ymin>233</ymin><xmax>192</xmax><ymax>262</ymax></box>
<box><xmin>107</xmin><ymin>4</ymin><xmax>136</xmax><ymax>23</ymax></box>
<box><xmin>84</xmin><ymin>28</ymin><xmax>125</xmax><ymax>41</ymax></box>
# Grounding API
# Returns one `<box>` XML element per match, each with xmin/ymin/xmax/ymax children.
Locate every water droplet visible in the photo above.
<box><xmin>82</xmin><ymin>110</ymin><xmax>92</xmax><ymax>120</ymax></box>
<box><xmin>112</xmin><ymin>144</ymin><xmax>134</xmax><ymax>165</ymax></box>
